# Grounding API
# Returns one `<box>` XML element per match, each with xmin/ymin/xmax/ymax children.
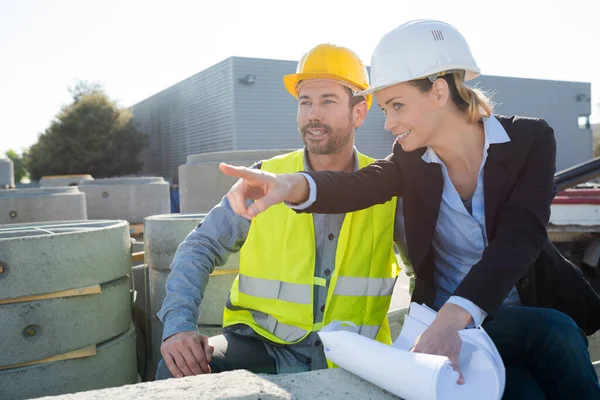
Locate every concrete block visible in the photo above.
<box><xmin>131</xmin><ymin>264</ymin><xmax>152</xmax><ymax>381</ymax></box>
<box><xmin>0</xmin><ymin>220</ymin><xmax>131</xmax><ymax>300</ymax></box>
<box><xmin>79</xmin><ymin>177</ymin><xmax>170</xmax><ymax>223</ymax></box>
<box><xmin>0</xmin><ymin>324</ymin><xmax>138</xmax><ymax>400</ymax></box>
<box><xmin>1</xmin><ymin>276</ymin><xmax>132</xmax><ymax>366</ymax></box>
<box><xmin>132</xmin><ymin>239</ymin><xmax>144</xmax><ymax>253</ymax></box>
<box><xmin>34</xmin><ymin>368</ymin><xmax>399</xmax><ymax>400</ymax></box>
<box><xmin>0</xmin><ymin>158</ymin><xmax>15</xmax><ymax>188</ymax></box>
<box><xmin>179</xmin><ymin>149</ymin><xmax>295</xmax><ymax>213</ymax></box>
<box><xmin>589</xmin><ymin>330</ymin><xmax>600</xmax><ymax>363</ymax></box>
<box><xmin>387</xmin><ymin>307</ymin><xmax>408</xmax><ymax>342</ymax></box>
<box><xmin>198</xmin><ymin>325</ymin><xmax>225</xmax><ymax>338</ymax></box>
<box><xmin>144</xmin><ymin>213</ymin><xmax>207</xmax><ymax>272</ymax></box>
<box><xmin>40</xmin><ymin>174</ymin><xmax>94</xmax><ymax>187</ymax></box>
<box><xmin>0</xmin><ymin>187</ymin><xmax>87</xmax><ymax>224</ymax></box>
<box><xmin>144</xmin><ymin>213</ymin><xmax>239</xmax><ymax>323</ymax></box>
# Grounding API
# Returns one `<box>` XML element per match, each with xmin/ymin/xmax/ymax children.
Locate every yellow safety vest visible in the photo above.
<box><xmin>223</xmin><ymin>149</ymin><xmax>399</xmax><ymax>351</ymax></box>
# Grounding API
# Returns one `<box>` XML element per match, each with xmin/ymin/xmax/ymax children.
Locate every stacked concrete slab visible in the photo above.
<box><xmin>179</xmin><ymin>149</ymin><xmax>294</xmax><ymax>213</ymax></box>
<box><xmin>0</xmin><ymin>220</ymin><xmax>138</xmax><ymax>399</ymax></box>
<box><xmin>0</xmin><ymin>158</ymin><xmax>14</xmax><ymax>188</ymax></box>
<box><xmin>79</xmin><ymin>177</ymin><xmax>170</xmax><ymax>224</ymax></box>
<box><xmin>35</xmin><ymin>369</ymin><xmax>401</xmax><ymax>400</ymax></box>
<box><xmin>40</xmin><ymin>174</ymin><xmax>94</xmax><ymax>187</ymax></box>
<box><xmin>0</xmin><ymin>187</ymin><xmax>87</xmax><ymax>224</ymax></box>
<box><xmin>144</xmin><ymin>213</ymin><xmax>239</xmax><ymax>374</ymax></box>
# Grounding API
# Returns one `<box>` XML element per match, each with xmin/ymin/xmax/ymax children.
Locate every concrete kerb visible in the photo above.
<box><xmin>32</xmin><ymin>368</ymin><xmax>400</xmax><ymax>400</ymax></box>
<box><xmin>0</xmin><ymin>187</ymin><xmax>87</xmax><ymax>224</ymax></box>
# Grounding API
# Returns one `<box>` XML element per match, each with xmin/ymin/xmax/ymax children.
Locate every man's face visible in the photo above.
<box><xmin>297</xmin><ymin>80</ymin><xmax>356</xmax><ymax>155</ymax></box>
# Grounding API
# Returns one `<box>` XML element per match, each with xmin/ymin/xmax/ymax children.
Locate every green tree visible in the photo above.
<box><xmin>27</xmin><ymin>81</ymin><xmax>148</xmax><ymax>181</ymax></box>
<box><xmin>5</xmin><ymin>149</ymin><xmax>28</xmax><ymax>183</ymax></box>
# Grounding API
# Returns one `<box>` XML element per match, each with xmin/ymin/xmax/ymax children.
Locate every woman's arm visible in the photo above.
<box><xmin>299</xmin><ymin>145</ymin><xmax>404</xmax><ymax>214</ymax></box>
<box><xmin>220</xmin><ymin>143</ymin><xmax>405</xmax><ymax>218</ymax></box>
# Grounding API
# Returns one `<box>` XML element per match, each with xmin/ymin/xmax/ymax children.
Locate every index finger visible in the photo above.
<box><xmin>219</xmin><ymin>163</ymin><xmax>265</xmax><ymax>181</ymax></box>
<box><xmin>188</xmin><ymin>337</ymin><xmax>211</xmax><ymax>374</ymax></box>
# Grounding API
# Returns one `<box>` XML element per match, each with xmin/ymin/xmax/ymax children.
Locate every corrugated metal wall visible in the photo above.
<box><xmin>131</xmin><ymin>57</ymin><xmax>593</xmax><ymax>180</ymax></box>
<box><xmin>130</xmin><ymin>59</ymin><xmax>235</xmax><ymax>181</ymax></box>
<box><xmin>469</xmin><ymin>76</ymin><xmax>593</xmax><ymax>171</ymax></box>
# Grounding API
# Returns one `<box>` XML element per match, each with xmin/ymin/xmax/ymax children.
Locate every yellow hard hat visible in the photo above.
<box><xmin>283</xmin><ymin>43</ymin><xmax>372</xmax><ymax>109</ymax></box>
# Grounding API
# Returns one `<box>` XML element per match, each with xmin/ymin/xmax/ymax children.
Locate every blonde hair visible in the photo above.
<box><xmin>411</xmin><ymin>72</ymin><xmax>493</xmax><ymax>124</ymax></box>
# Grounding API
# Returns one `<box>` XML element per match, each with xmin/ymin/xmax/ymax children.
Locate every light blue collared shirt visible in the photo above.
<box><xmin>426</xmin><ymin>116</ymin><xmax>521</xmax><ymax>325</ymax></box>
<box><xmin>296</xmin><ymin>116</ymin><xmax>522</xmax><ymax>326</ymax></box>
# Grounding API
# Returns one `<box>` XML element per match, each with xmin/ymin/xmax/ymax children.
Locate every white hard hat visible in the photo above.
<box><xmin>357</xmin><ymin>19</ymin><xmax>481</xmax><ymax>96</ymax></box>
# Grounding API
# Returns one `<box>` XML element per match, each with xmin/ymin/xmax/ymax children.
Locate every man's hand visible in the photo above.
<box><xmin>161</xmin><ymin>331</ymin><xmax>214</xmax><ymax>378</ymax></box>
<box><xmin>219</xmin><ymin>163</ymin><xmax>309</xmax><ymax>218</ymax></box>
<box><xmin>410</xmin><ymin>303</ymin><xmax>472</xmax><ymax>384</ymax></box>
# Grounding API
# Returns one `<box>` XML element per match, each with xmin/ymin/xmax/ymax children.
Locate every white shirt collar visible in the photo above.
<box><xmin>422</xmin><ymin>115</ymin><xmax>510</xmax><ymax>164</ymax></box>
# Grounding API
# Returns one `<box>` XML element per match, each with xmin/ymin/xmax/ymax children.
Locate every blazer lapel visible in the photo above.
<box><xmin>410</xmin><ymin>155</ymin><xmax>444</xmax><ymax>270</ymax></box>
<box><xmin>484</xmin><ymin>142</ymin><xmax>514</xmax><ymax>239</ymax></box>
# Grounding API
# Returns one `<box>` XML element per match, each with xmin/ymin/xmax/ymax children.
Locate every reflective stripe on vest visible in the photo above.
<box><xmin>226</xmin><ymin>295</ymin><xmax>382</xmax><ymax>341</ymax></box>
<box><xmin>225</xmin><ymin>295</ymin><xmax>308</xmax><ymax>342</ymax></box>
<box><xmin>239</xmin><ymin>274</ymin><xmax>311</xmax><ymax>304</ymax></box>
<box><xmin>333</xmin><ymin>276</ymin><xmax>396</xmax><ymax>297</ymax></box>
<box><xmin>237</xmin><ymin>275</ymin><xmax>394</xmax><ymax>304</ymax></box>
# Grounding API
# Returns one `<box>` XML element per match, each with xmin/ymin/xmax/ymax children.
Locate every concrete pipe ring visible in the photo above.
<box><xmin>9</xmin><ymin>210</ymin><xmax>17</xmax><ymax>219</ymax></box>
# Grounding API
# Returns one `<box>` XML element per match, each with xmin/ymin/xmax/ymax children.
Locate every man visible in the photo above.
<box><xmin>156</xmin><ymin>43</ymin><xmax>404</xmax><ymax>379</ymax></box>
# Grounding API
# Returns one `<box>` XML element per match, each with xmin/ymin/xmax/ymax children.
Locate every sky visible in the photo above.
<box><xmin>1</xmin><ymin>0</ymin><xmax>599</xmax><ymax>156</ymax></box>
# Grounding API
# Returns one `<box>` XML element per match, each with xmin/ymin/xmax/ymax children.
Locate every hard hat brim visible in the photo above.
<box><xmin>356</xmin><ymin>67</ymin><xmax>481</xmax><ymax>97</ymax></box>
<box><xmin>284</xmin><ymin>72</ymin><xmax>372</xmax><ymax>109</ymax></box>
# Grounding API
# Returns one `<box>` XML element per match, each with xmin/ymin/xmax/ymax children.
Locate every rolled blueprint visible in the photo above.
<box><xmin>318</xmin><ymin>309</ymin><xmax>504</xmax><ymax>400</ymax></box>
<box><xmin>318</xmin><ymin>322</ymin><xmax>456</xmax><ymax>400</ymax></box>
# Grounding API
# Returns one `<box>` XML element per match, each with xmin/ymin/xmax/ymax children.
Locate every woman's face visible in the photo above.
<box><xmin>375</xmin><ymin>81</ymin><xmax>444</xmax><ymax>152</ymax></box>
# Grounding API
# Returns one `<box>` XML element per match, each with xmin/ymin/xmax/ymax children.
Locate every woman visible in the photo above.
<box><xmin>220</xmin><ymin>20</ymin><xmax>600</xmax><ymax>399</ymax></box>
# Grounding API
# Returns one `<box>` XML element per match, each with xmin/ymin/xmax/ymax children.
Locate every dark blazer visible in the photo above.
<box><xmin>301</xmin><ymin>115</ymin><xmax>600</xmax><ymax>335</ymax></box>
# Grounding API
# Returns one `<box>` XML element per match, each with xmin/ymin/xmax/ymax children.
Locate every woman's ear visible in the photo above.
<box><xmin>432</xmin><ymin>78</ymin><xmax>451</xmax><ymax>108</ymax></box>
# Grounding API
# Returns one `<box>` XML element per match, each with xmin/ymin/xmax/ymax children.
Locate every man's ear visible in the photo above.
<box><xmin>353</xmin><ymin>100</ymin><xmax>368</xmax><ymax>128</ymax></box>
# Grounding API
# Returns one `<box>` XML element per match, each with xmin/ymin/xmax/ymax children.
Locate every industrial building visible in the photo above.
<box><xmin>130</xmin><ymin>56</ymin><xmax>593</xmax><ymax>181</ymax></box>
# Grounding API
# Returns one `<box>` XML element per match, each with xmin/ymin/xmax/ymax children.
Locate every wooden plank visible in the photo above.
<box><xmin>131</xmin><ymin>251</ymin><xmax>144</xmax><ymax>263</ymax></box>
<box><xmin>0</xmin><ymin>284</ymin><xmax>102</xmax><ymax>305</ymax></box>
<box><xmin>0</xmin><ymin>345</ymin><xmax>97</xmax><ymax>370</ymax></box>
<box><xmin>210</xmin><ymin>269</ymin><xmax>239</xmax><ymax>276</ymax></box>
